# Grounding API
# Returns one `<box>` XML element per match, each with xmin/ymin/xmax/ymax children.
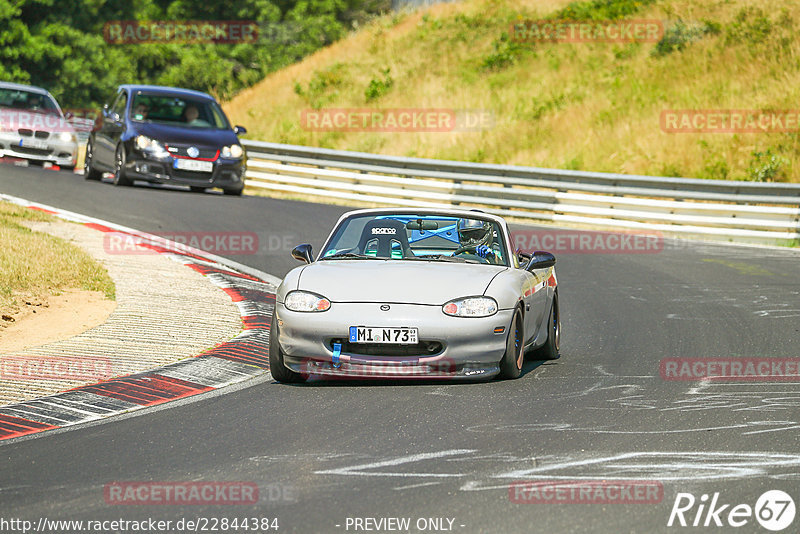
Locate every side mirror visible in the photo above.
<box><xmin>291</xmin><ymin>243</ymin><xmax>314</xmax><ymax>264</ymax></box>
<box><xmin>234</xmin><ymin>125</ymin><xmax>247</xmax><ymax>135</ymax></box>
<box><xmin>526</xmin><ymin>250</ymin><xmax>556</xmax><ymax>271</ymax></box>
<box><xmin>63</xmin><ymin>111</ymin><xmax>74</xmax><ymax>120</ymax></box>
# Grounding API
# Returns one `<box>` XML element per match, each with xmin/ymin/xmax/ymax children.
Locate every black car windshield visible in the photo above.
<box><xmin>130</xmin><ymin>94</ymin><xmax>229</xmax><ymax>129</ymax></box>
<box><xmin>320</xmin><ymin>213</ymin><xmax>509</xmax><ymax>266</ymax></box>
<box><xmin>0</xmin><ymin>88</ymin><xmax>60</xmax><ymax>115</ymax></box>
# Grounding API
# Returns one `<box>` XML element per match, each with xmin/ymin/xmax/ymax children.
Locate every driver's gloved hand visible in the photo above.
<box><xmin>475</xmin><ymin>245</ymin><xmax>494</xmax><ymax>258</ymax></box>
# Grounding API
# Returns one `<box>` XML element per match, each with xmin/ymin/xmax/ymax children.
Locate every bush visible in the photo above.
<box><xmin>746</xmin><ymin>149</ymin><xmax>787</xmax><ymax>182</ymax></box>
<box><xmin>365</xmin><ymin>67</ymin><xmax>393</xmax><ymax>101</ymax></box>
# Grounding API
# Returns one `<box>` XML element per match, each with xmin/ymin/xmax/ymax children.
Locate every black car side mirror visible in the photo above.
<box><xmin>63</xmin><ymin>111</ymin><xmax>74</xmax><ymax>120</ymax></box>
<box><xmin>526</xmin><ymin>250</ymin><xmax>556</xmax><ymax>271</ymax></box>
<box><xmin>234</xmin><ymin>125</ymin><xmax>247</xmax><ymax>135</ymax></box>
<box><xmin>292</xmin><ymin>244</ymin><xmax>314</xmax><ymax>264</ymax></box>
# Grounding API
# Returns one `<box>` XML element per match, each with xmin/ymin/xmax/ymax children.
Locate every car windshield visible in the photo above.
<box><xmin>129</xmin><ymin>93</ymin><xmax>230</xmax><ymax>129</ymax></box>
<box><xmin>0</xmin><ymin>88</ymin><xmax>60</xmax><ymax>115</ymax></box>
<box><xmin>320</xmin><ymin>213</ymin><xmax>509</xmax><ymax>266</ymax></box>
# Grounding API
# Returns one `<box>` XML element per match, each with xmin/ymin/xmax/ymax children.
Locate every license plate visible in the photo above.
<box><xmin>19</xmin><ymin>138</ymin><xmax>48</xmax><ymax>150</ymax></box>
<box><xmin>173</xmin><ymin>158</ymin><xmax>213</xmax><ymax>172</ymax></box>
<box><xmin>349</xmin><ymin>326</ymin><xmax>418</xmax><ymax>345</ymax></box>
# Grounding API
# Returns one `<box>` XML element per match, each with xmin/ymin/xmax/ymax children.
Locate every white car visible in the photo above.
<box><xmin>0</xmin><ymin>81</ymin><xmax>79</xmax><ymax>170</ymax></box>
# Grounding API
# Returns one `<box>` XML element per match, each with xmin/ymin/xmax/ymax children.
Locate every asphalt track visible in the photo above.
<box><xmin>1</xmin><ymin>165</ymin><xmax>800</xmax><ymax>533</ymax></box>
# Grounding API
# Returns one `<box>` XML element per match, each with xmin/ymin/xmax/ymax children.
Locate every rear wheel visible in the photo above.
<box><xmin>113</xmin><ymin>144</ymin><xmax>133</xmax><ymax>186</ymax></box>
<box><xmin>498</xmin><ymin>308</ymin><xmax>524</xmax><ymax>379</ymax></box>
<box><xmin>269</xmin><ymin>313</ymin><xmax>305</xmax><ymax>383</ymax></box>
<box><xmin>534</xmin><ymin>291</ymin><xmax>560</xmax><ymax>360</ymax></box>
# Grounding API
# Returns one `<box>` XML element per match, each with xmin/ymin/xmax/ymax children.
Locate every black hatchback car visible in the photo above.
<box><xmin>85</xmin><ymin>84</ymin><xmax>247</xmax><ymax>195</ymax></box>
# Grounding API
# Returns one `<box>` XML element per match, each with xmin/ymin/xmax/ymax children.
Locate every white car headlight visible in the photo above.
<box><xmin>442</xmin><ymin>296</ymin><xmax>498</xmax><ymax>317</ymax></box>
<box><xmin>58</xmin><ymin>132</ymin><xmax>76</xmax><ymax>143</ymax></box>
<box><xmin>284</xmin><ymin>291</ymin><xmax>331</xmax><ymax>312</ymax></box>
<box><xmin>221</xmin><ymin>144</ymin><xmax>243</xmax><ymax>159</ymax></box>
<box><xmin>135</xmin><ymin>135</ymin><xmax>151</xmax><ymax>150</ymax></box>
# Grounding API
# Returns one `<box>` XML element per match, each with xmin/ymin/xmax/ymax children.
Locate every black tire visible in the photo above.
<box><xmin>269</xmin><ymin>312</ymin><xmax>305</xmax><ymax>383</ymax></box>
<box><xmin>84</xmin><ymin>140</ymin><xmax>103</xmax><ymax>180</ymax></box>
<box><xmin>498</xmin><ymin>308</ymin><xmax>525</xmax><ymax>379</ymax></box>
<box><xmin>113</xmin><ymin>144</ymin><xmax>133</xmax><ymax>186</ymax></box>
<box><xmin>534</xmin><ymin>291</ymin><xmax>561</xmax><ymax>360</ymax></box>
<box><xmin>61</xmin><ymin>164</ymin><xmax>75</xmax><ymax>172</ymax></box>
<box><xmin>223</xmin><ymin>185</ymin><xmax>244</xmax><ymax>196</ymax></box>
<box><xmin>190</xmin><ymin>186</ymin><xmax>206</xmax><ymax>193</ymax></box>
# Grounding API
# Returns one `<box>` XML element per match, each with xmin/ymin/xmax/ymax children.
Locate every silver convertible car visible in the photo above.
<box><xmin>269</xmin><ymin>208</ymin><xmax>560</xmax><ymax>382</ymax></box>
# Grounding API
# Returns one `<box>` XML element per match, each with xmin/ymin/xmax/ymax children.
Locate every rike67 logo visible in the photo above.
<box><xmin>668</xmin><ymin>490</ymin><xmax>796</xmax><ymax>531</ymax></box>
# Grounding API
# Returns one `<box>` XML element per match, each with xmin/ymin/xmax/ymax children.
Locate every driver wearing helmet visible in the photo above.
<box><xmin>456</xmin><ymin>218</ymin><xmax>500</xmax><ymax>263</ymax></box>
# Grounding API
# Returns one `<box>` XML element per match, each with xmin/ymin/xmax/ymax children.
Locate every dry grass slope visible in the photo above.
<box><xmin>225</xmin><ymin>0</ymin><xmax>800</xmax><ymax>182</ymax></box>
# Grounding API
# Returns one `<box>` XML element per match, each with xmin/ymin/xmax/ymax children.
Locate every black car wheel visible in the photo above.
<box><xmin>223</xmin><ymin>185</ymin><xmax>244</xmax><ymax>196</ymax></box>
<box><xmin>499</xmin><ymin>308</ymin><xmax>524</xmax><ymax>379</ymax></box>
<box><xmin>84</xmin><ymin>139</ymin><xmax>102</xmax><ymax>180</ymax></box>
<box><xmin>534</xmin><ymin>291</ymin><xmax>561</xmax><ymax>360</ymax></box>
<box><xmin>113</xmin><ymin>144</ymin><xmax>133</xmax><ymax>187</ymax></box>
<box><xmin>269</xmin><ymin>313</ymin><xmax>305</xmax><ymax>383</ymax></box>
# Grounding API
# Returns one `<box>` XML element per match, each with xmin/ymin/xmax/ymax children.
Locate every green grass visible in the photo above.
<box><xmin>0</xmin><ymin>202</ymin><xmax>115</xmax><ymax>316</ymax></box>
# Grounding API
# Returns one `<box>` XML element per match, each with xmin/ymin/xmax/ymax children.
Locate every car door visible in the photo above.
<box><xmin>95</xmin><ymin>89</ymin><xmax>127</xmax><ymax>168</ymax></box>
<box><xmin>516</xmin><ymin>253</ymin><xmax>547</xmax><ymax>346</ymax></box>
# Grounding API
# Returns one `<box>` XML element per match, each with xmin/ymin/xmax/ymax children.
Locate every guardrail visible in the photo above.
<box><xmin>241</xmin><ymin>140</ymin><xmax>800</xmax><ymax>244</ymax></box>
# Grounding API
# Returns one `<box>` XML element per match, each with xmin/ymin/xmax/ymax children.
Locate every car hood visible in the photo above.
<box><xmin>296</xmin><ymin>260</ymin><xmax>508</xmax><ymax>305</ymax></box>
<box><xmin>132</xmin><ymin>122</ymin><xmax>238</xmax><ymax>147</ymax></box>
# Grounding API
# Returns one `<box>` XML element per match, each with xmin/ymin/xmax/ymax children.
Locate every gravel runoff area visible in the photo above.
<box><xmin>0</xmin><ymin>220</ymin><xmax>243</xmax><ymax>405</ymax></box>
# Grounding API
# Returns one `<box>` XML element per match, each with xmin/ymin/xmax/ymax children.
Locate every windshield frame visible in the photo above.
<box><xmin>129</xmin><ymin>92</ymin><xmax>231</xmax><ymax>130</ymax></box>
<box><xmin>318</xmin><ymin>212</ymin><xmax>511</xmax><ymax>266</ymax></box>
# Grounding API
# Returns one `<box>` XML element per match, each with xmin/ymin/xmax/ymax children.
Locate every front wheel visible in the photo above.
<box><xmin>269</xmin><ymin>313</ymin><xmax>305</xmax><ymax>383</ymax></box>
<box><xmin>533</xmin><ymin>291</ymin><xmax>560</xmax><ymax>360</ymax></box>
<box><xmin>498</xmin><ymin>308</ymin><xmax>525</xmax><ymax>379</ymax></box>
<box><xmin>84</xmin><ymin>139</ymin><xmax>102</xmax><ymax>180</ymax></box>
<box><xmin>113</xmin><ymin>144</ymin><xmax>133</xmax><ymax>186</ymax></box>
<box><xmin>222</xmin><ymin>185</ymin><xmax>244</xmax><ymax>196</ymax></box>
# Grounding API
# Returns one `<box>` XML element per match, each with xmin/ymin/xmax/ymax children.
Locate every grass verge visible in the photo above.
<box><xmin>0</xmin><ymin>201</ymin><xmax>115</xmax><ymax>320</ymax></box>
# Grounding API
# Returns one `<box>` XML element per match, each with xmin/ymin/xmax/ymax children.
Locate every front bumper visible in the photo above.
<box><xmin>0</xmin><ymin>132</ymin><xmax>77</xmax><ymax>167</ymax></box>
<box><xmin>276</xmin><ymin>302</ymin><xmax>514</xmax><ymax>380</ymax></box>
<box><xmin>123</xmin><ymin>150</ymin><xmax>245</xmax><ymax>189</ymax></box>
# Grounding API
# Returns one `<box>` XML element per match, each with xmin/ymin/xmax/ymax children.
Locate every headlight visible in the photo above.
<box><xmin>58</xmin><ymin>132</ymin><xmax>76</xmax><ymax>143</ymax></box>
<box><xmin>135</xmin><ymin>135</ymin><xmax>151</xmax><ymax>150</ymax></box>
<box><xmin>135</xmin><ymin>135</ymin><xmax>167</xmax><ymax>155</ymax></box>
<box><xmin>284</xmin><ymin>291</ymin><xmax>331</xmax><ymax>312</ymax></box>
<box><xmin>442</xmin><ymin>296</ymin><xmax>498</xmax><ymax>317</ymax></box>
<box><xmin>221</xmin><ymin>144</ymin><xmax>243</xmax><ymax>158</ymax></box>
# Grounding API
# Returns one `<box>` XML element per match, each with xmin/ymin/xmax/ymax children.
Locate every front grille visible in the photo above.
<box><xmin>170</xmin><ymin>168</ymin><xmax>215</xmax><ymax>182</ymax></box>
<box><xmin>12</xmin><ymin>146</ymin><xmax>51</xmax><ymax>156</ymax></box>
<box><xmin>168</xmin><ymin>145</ymin><xmax>218</xmax><ymax>159</ymax></box>
<box><xmin>34</xmin><ymin>131</ymin><xmax>49</xmax><ymax>139</ymax></box>
<box><xmin>330</xmin><ymin>339</ymin><xmax>444</xmax><ymax>357</ymax></box>
<box><xmin>18</xmin><ymin>129</ymin><xmax>32</xmax><ymax>137</ymax></box>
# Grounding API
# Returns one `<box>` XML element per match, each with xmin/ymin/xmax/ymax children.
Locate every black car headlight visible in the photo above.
<box><xmin>135</xmin><ymin>135</ymin><xmax>168</xmax><ymax>156</ymax></box>
<box><xmin>221</xmin><ymin>144</ymin><xmax>243</xmax><ymax>159</ymax></box>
